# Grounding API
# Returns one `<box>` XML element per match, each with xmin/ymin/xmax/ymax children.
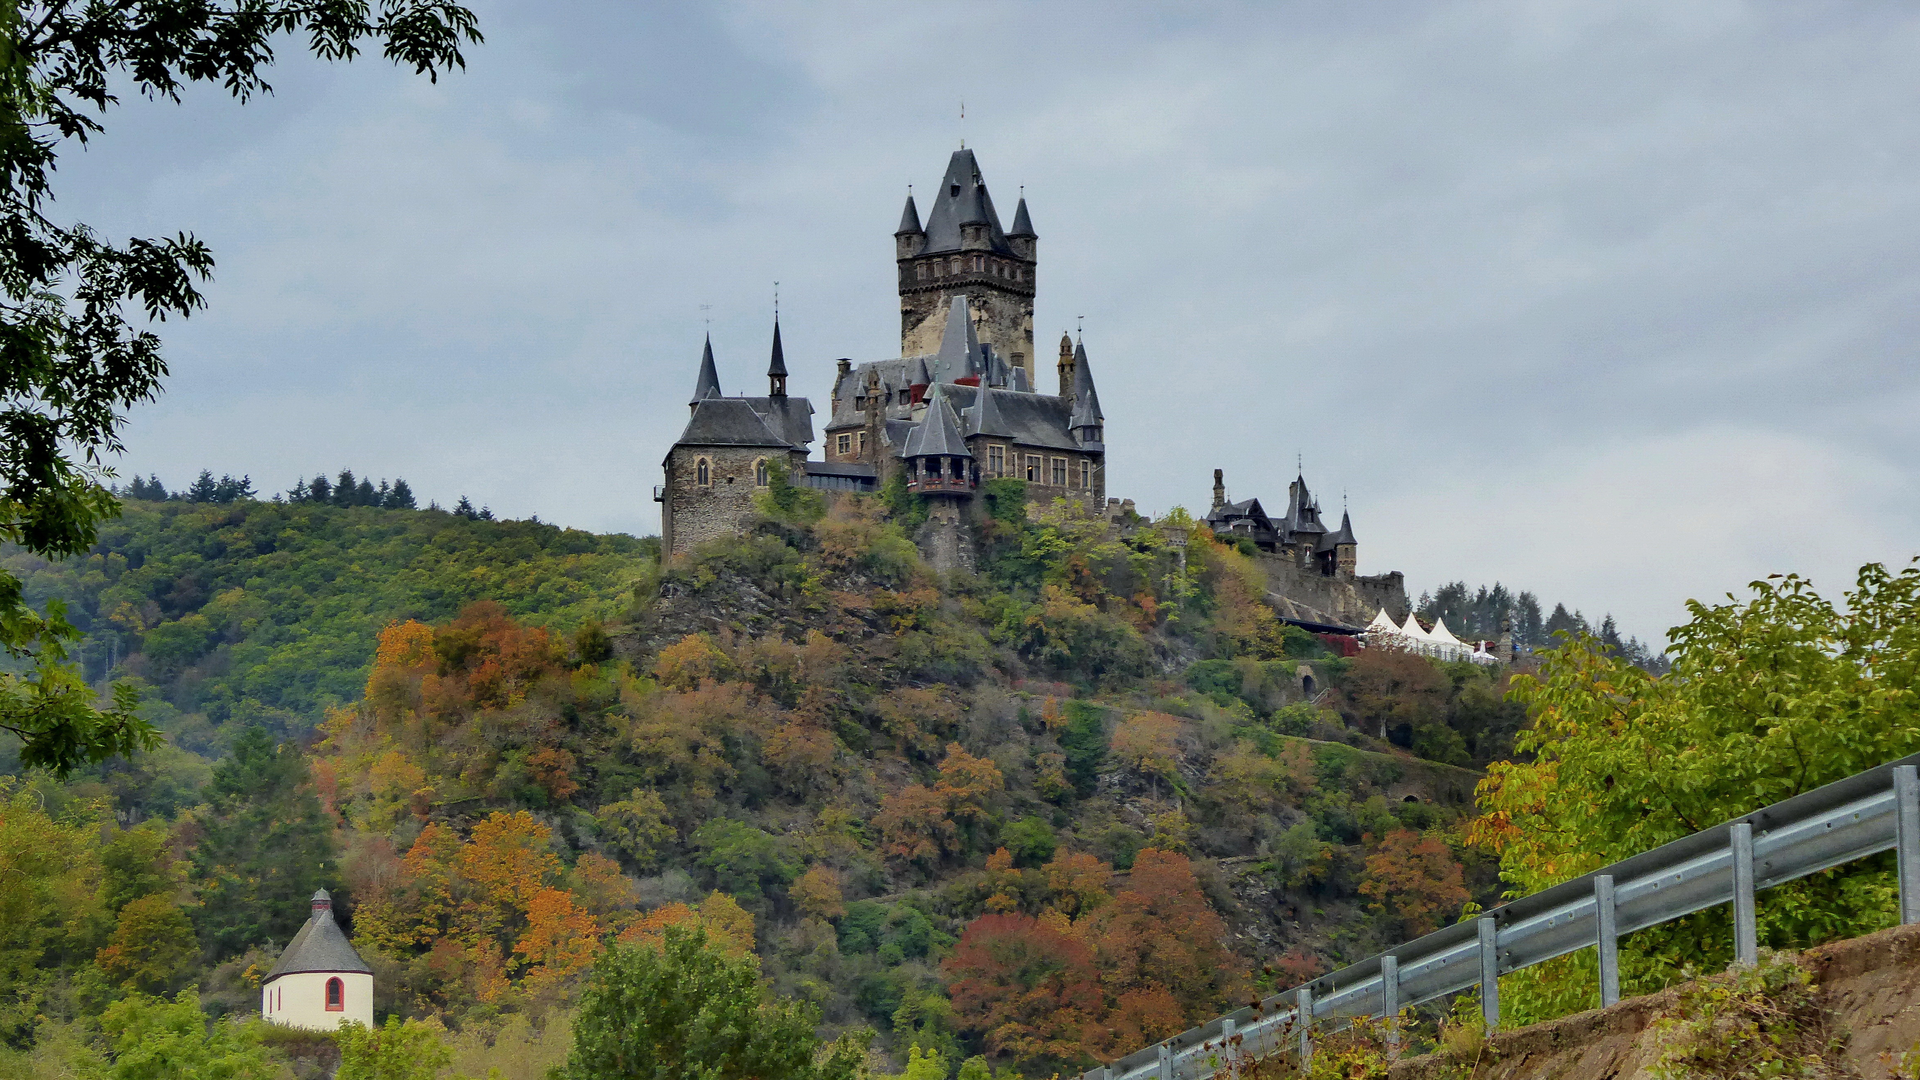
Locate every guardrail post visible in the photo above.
<box><xmin>1296</xmin><ymin>987</ymin><xmax>1313</xmax><ymax>1069</ymax></box>
<box><xmin>1218</xmin><ymin>1018</ymin><xmax>1235</xmax><ymax>1072</ymax></box>
<box><xmin>1478</xmin><ymin>916</ymin><xmax>1499</xmax><ymax>1029</ymax></box>
<box><xmin>1731</xmin><ymin>822</ymin><xmax>1757</xmax><ymax>966</ymax></box>
<box><xmin>1156</xmin><ymin>1043</ymin><xmax>1172</xmax><ymax>1080</ymax></box>
<box><xmin>1381</xmin><ymin>954</ymin><xmax>1399</xmax><ymax>1049</ymax></box>
<box><xmin>1595</xmin><ymin>873</ymin><xmax>1620</xmax><ymax>1007</ymax></box>
<box><xmin>1897</xmin><ymin>766</ymin><xmax>1920</xmax><ymax>924</ymax></box>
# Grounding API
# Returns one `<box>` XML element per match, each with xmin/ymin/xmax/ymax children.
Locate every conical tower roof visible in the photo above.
<box><xmin>931</xmin><ymin>296</ymin><xmax>980</xmax><ymax>382</ymax></box>
<box><xmin>896</xmin><ymin>192</ymin><xmax>923</xmax><ymax>236</ymax></box>
<box><xmin>690</xmin><ymin>335</ymin><xmax>721</xmax><ymax>406</ymax></box>
<box><xmin>902</xmin><ymin>383</ymin><xmax>969</xmax><ymax>459</ymax></box>
<box><xmin>1326</xmin><ymin>510</ymin><xmax>1357</xmax><ymax>546</ymax></box>
<box><xmin>767</xmin><ymin>319</ymin><xmax>787</xmax><ymax>378</ymax></box>
<box><xmin>1069</xmin><ymin>340</ymin><xmax>1103</xmax><ymax>430</ymax></box>
<box><xmin>1009</xmin><ymin>196</ymin><xmax>1035</xmax><ymax>238</ymax></box>
<box><xmin>264</xmin><ymin>889</ymin><xmax>371</xmax><ymax>982</ymax></box>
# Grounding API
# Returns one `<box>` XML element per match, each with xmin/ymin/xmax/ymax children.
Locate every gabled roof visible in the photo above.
<box><xmin>919</xmin><ymin>149</ymin><xmax>1015</xmax><ymax>256</ymax></box>
<box><xmin>1008</xmin><ymin>196</ymin><xmax>1035</xmax><ymax>238</ymax></box>
<box><xmin>265</xmin><ymin>890</ymin><xmax>370</xmax><ymax>981</ymax></box>
<box><xmin>691</xmin><ymin>336</ymin><xmax>721</xmax><ymax>405</ymax></box>
<box><xmin>902</xmin><ymin>384</ymin><xmax>968</xmax><ymax>458</ymax></box>
<box><xmin>675</xmin><ymin>398</ymin><xmax>794</xmax><ymax>449</ymax></box>
<box><xmin>896</xmin><ymin>192</ymin><xmax>923</xmax><ymax>236</ymax></box>
<box><xmin>939</xmin><ymin>383</ymin><xmax>1080</xmax><ymax>451</ymax></box>
<box><xmin>767</xmin><ymin>320</ymin><xmax>787</xmax><ymax>378</ymax></box>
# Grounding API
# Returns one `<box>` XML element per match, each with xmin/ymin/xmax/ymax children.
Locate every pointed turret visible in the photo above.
<box><xmin>767</xmin><ymin>319</ymin><xmax>788</xmax><ymax>397</ymax></box>
<box><xmin>1069</xmin><ymin>340</ymin><xmax>1103</xmax><ymax>447</ymax></box>
<box><xmin>1009</xmin><ymin>196</ymin><xmax>1035</xmax><ymax>238</ymax></box>
<box><xmin>690</xmin><ymin>335</ymin><xmax>721</xmax><ymax>411</ymax></box>
<box><xmin>1326</xmin><ymin>510</ymin><xmax>1357</xmax><ymax>547</ymax></box>
<box><xmin>896</xmin><ymin>192</ymin><xmax>923</xmax><ymax>236</ymax></box>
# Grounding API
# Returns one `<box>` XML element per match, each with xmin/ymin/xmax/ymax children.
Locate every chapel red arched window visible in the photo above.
<box><xmin>325</xmin><ymin>977</ymin><xmax>344</xmax><ymax>1011</ymax></box>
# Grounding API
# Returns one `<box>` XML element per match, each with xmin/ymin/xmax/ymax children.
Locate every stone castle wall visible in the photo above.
<box><xmin>662</xmin><ymin>445</ymin><xmax>791</xmax><ymax>557</ymax></box>
<box><xmin>1256</xmin><ymin>555</ymin><xmax>1409</xmax><ymax>629</ymax></box>
<box><xmin>900</xmin><ymin>285</ymin><xmax>1036</xmax><ymax>383</ymax></box>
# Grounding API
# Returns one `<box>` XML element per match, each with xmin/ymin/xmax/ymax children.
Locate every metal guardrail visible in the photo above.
<box><xmin>1088</xmin><ymin>753</ymin><xmax>1920</xmax><ymax>1079</ymax></box>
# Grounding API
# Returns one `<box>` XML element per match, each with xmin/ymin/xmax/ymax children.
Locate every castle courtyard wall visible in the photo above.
<box><xmin>1256</xmin><ymin>555</ymin><xmax>1409</xmax><ymax>629</ymax></box>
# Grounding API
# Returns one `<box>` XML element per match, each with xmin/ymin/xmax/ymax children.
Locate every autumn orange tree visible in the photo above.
<box><xmin>877</xmin><ymin>744</ymin><xmax>1006</xmax><ymax>872</ymax></box>
<box><xmin>943</xmin><ymin>913</ymin><xmax>1104</xmax><ymax>1073</ymax></box>
<box><xmin>1357</xmin><ymin>828</ymin><xmax>1468</xmax><ymax>939</ymax></box>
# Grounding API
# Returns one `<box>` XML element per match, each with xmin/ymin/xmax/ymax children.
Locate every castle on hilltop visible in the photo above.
<box><xmin>654</xmin><ymin>147</ymin><xmax>1409</xmax><ymax>628</ymax></box>
<box><xmin>658</xmin><ymin>149</ymin><xmax>1104</xmax><ymax>559</ymax></box>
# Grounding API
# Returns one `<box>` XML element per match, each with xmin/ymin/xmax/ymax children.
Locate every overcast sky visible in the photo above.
<box><xmin>63</xmin><ymin>1</ymin><xmax>1920</xmax><ymax>645</ymax></box>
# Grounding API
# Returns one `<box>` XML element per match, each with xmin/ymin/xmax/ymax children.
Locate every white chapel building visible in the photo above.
<box><xmin>261</xmin><ymin>889</ymin><xmax>374</xmax><ymax>1030</ymax></box>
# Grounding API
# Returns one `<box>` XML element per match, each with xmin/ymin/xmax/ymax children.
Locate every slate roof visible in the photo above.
<box><xmin>740</xmin><ymin>396</ymin><xmax>815</xmax><ymax>448</ymax></box>
<box><xmin>675</xmin><ymin>398</ymin><xmax>794</xmax><ymax>449</ymax></box>
<box><xmin>919</xmin><ymin>150</ymin><xmax>1015</xmax><ymax>257</ymax></box>
<box><xmin>929</xmin><ymin>296</ymin><xmax>985</xmax><ymax>383</ymax></box>
<box><xmin>1068</xmin><ymin>340</ymin><xmax>1103</xmax><ymax>432</ymax></box>
<box><xmin>767</xmin><ymin>320</ymin><xmax>787</xmax><ymax>378</ymax></box>
<box><xmin>265</xmin><ymin>890</ymin><xmax>371</xmax><ymax>981</ymax></box>
<box><xmin>902</xmin><ymin>384</ymin><xmax>969</xmax><ymax>458</ymax></box>
<box><xmin>1324</xmin><ymin>510</ymin><xmax>1357</xmax><ymax>547</ymax></box>
<box><xmin>940</xmin><ymin>383</ymin><xmax>1079</xmax><ymax>450</ymax></box>
<box><xmin>896</xmin><ymin>193</ymin><xmax>923</xmax><ymax>236</ymax></box>
<box><xmin>1009</xmin><ymin>196</ymin><xmax>1035</xmax><ymax>238</ymax></box>
<box><xmin>691</xmin><ymin>336</ymin><xmax>721</xmax><ymax>405</ymax></box>
<box><xmin>967</xmin><ymin>384</ymin><xmax>1015</xmax><ymax>437</ymax></box>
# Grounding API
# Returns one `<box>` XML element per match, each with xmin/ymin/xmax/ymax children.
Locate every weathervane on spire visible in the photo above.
<box><xmin>773</xmin><ymin>281</ymin><xmax>779</xmax><ymax>319</ymax></box>
<box><xmin>700</xmin><ymin>303</ymin><xmax>711</xmax><ymax>331</ymax></box>
<box><xmin>959</xmin><ymin>100</ymin><xmax>965</xmax><ymax>149</ymax></box>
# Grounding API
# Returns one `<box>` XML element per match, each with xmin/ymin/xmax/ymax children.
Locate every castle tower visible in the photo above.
<box><xmin>1067</xmin><ymin>339</ymin><xmax>1104</xmax><ymax>450</ymax></box>
<box><xmin>1057</xmin><ymin>332</ymin><xmax>1075</xmax><ymax>403</ymax></box>
<box><xmin>261</xmin><ymin>889</ymin><xmax>373</xmax><ymax>1031</ymax></box>
<box><xmin>901</xmin><ymin>383</ymin><xmax>974</xmax><ymax>524</ymax></box>
<box><xmin>1212</xmin><ymin>468</ymin><xmax>1226</xmax><ymax>511</ymax></box>
<box><xmin>767</xmin><ymin>318</ymin><xmax>787</xmax><ymax>398</ymax></box>
<box><xmin>897</xmin><ymin>150</ymin><xmax>1036</xmax><ymax>384</ymax></box>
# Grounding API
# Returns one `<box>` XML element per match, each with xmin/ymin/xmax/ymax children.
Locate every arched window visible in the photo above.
<box><xmin>696</xmin><ymin>458</ymin><xmax>710</xmax><ymax>486</ymax></box>
<box><xmin>325</xmin><ymin>977</ymin><xmax>344</xmax><ymax>1011</ymax></box>
<box><xmin>755</xmin><ymin>459</ymin><xmax>769</xmax><ymax>486</ymax></box>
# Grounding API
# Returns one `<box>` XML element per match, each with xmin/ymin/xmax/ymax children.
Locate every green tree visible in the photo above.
<box><xmin>97</xmin><ymin>893</ymin><xmax>197</xmax><ymax>992</ymax></box>
<box><xmin>557</xmin><ymin>926</ymin><xmax>865</xmax><ymax>1080</ymax></box>
<box><xmin>0</xmin><ymin>0</ymin><xmax>480</xmax><ymax>775</ymax></box>
<box><xmin>690</xmin><ymin>819</ymin><xmax>800</xmax><ymax>903</ymax></box>
<box><xmin>1475</xmin><ymin>560</ymin><xmax>1920</xmax><ymax>1024</ymax></box>
<box><xmin>191</xmin><ymin>726</ymin><xmax>336</xmax><ymax>957</ymax></box>
<box><xmin>98</xmin><ymin>990</ymin><xmax>275</xmax><ymax>1080</ymax></box>
<box><xmin>335</xmin><ymin>1017</ymin><xmax>454</xmax><ymax>1080</ymax></box>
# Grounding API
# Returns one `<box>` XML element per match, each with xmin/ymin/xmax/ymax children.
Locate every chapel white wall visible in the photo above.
<box><xmin>261</xmin><ymin>970</ymin><xmax>373</xmax><ymax>1031</ymax></box>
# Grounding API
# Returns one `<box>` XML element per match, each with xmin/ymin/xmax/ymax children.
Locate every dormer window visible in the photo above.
<box><xmin>950</xmin><ymin>182</ymin><xmax>961</xmax><ymax>196</ymax></box>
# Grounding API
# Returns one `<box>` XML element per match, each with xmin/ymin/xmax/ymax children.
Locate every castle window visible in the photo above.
<box><xmin>1079</xmin><ymin>460</ymin><xmax>1091</xmax><ymax>489</ymax></box>
<box><xmin>836</xmin><ymin>434</ymin><xmax>851</xmax><ymax>456</ymax></box>
<box><xmin>755</xmin><ymin>459</ymin><xmax>769</xmax><ymax>487</ymax></box>
<box><xmin>1051</xmin><ymin>458</ymin><xmax>1067</xmax><ymax>486</ymax></box>
<box><xmin>696</xmin><ymin>459</ymin><xmax>710</xmax><ymax>486</ymax></box>
<box><xmin>1025</xmin><ymin>455</ymin><xmax>1039</xmax><ymax>482</ymax></box>
<box><xmin>858</xmin><ymin>432</ymin><xmax>868</xmax><ymax>453</ymax></box>
<box><xmin>326</xmin><ymin>977</ymin><xmax>344</xmax><ymax>1012</ymax></box>
<box><xmin>988</xmin><ymin>445</ymin><xmax>1004</xmax><ymax>476</ymax></box>
<box><xmin>916</xmin><ymin>264</ymin><xmax>926</xmax><ymax>280</ymax></box>
<box><xmin>950</xmin><ymin>257</ymin><xmax>961</xmax><ymax>274</ymax></box>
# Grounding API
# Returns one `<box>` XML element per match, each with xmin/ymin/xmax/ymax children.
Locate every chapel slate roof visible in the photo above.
<box><xmin>741</xmin><ymin>396</ymin><xmax>815</xmax><ymax>448</ymax></box>
<box><xmin>767</xmin><ymin>320</ymin><xmax>787</xmax><ymax>378</ymax></box>
<box><xmin>675</xmin><ymin>398</ymin><xmax>795</xmax><ymax>449</ymax></box>
<box><xmin>265</xmin><ymin>890</ymin><xmax>371</xmax><ymax>981</ymax></box>
<box><xmin>919</xmin><ymin>150</ymin><xmax>1015</xmax><ymax>257</ymax></box>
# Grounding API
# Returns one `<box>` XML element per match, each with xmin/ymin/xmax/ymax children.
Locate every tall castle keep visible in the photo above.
<box><xmin>659</xmin><ymin>149</ymin><xmax>1101</xmax><ymax>562</ymax></box>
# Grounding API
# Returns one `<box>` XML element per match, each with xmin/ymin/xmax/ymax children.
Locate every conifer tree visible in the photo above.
<box><xmin>453</xmin><ymin>496</ymin><xmax>477</xmax><ymax>520</ymax></box>
<box><xmin>385</xmin><ymin>479</ymin><xmax>417</xmax><ymax>509</ymax></box>
<box><xmin>191</xmin><ymin>725</ymin><xmax>336</xmax><ymax>958</ymax></box>
<box><xmin>186</xmin><ymin>470</ymin><xmax>219</xmax><ymax>503</ymax></box>
<box><xmin>333</xmin><ymin>470</ymin><xmax>358</xmax><ymax>507</ymax></box>
<box><xmin>308</xmin><ymin>474</ymin><xmax>333</xmax><ymax>504</ymax></box>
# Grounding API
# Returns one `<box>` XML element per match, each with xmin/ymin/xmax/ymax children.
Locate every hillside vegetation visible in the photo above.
<box><xmin>34</xmin><ymin>484</ymin><xmax>1845</xmax><ymax>1079</ymax></box>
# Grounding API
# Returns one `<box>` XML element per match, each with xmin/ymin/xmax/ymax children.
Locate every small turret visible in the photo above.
<box><xmin>767</xmin><ymin>318</ymin><xmax>787</xmax><ymax>398</ymax></box>
<box><xmin>1212</xmin><ymin>469</ymin><xmax>1226</xmax><ymax>511</ymax></box>
<box><xmin>1057</xmin><ymin>332</ymin><xmax>1075</xmax><ymax>402</ymax></box>
<box><xmin>690</xmin><ymin>335</ymin><xmax>721</xmax><ymax>412</ymax></box>
<box><xmin>1008</xmin><ymin>196</ymin><xmax>1036</xmax><ymax>260</ymax></box>
<box><xmin>895</xmin><ymin>190</ymin><xmax>924</xmax><ymax>259</ymax></box>
<box><xmin>1068</xmin><ymin>339</ymin><xmax>1104</xmax><ymax>449</ymax></box>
